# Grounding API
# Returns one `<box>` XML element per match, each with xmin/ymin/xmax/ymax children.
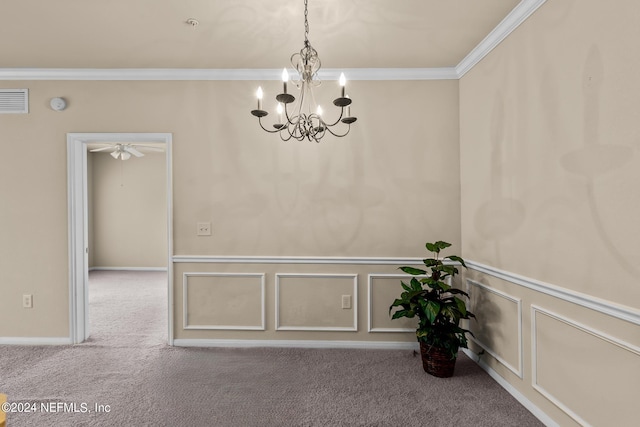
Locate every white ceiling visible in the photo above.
<box><xmin>1</xmin><ymin>0</ymin><xmax>522</xmax><ymax>70</ymax></box>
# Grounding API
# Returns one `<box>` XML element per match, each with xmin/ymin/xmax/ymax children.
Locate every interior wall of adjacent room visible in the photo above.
<box><xmin>459</xmin><ymin>1</ymin><xmax>640</xmax><ymax>426</ymax></box>
<box><xmin>90</xmin><ymin>151</ymin><xmax>167</xmax><ymax>268</ymax></box>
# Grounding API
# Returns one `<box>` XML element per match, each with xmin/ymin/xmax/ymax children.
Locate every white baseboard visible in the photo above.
<box><xmin>0</xmin><ymin>337</ymin><xmax>72</xmax><ymax>345</ymax></box>
<box><xmin>173</xmin><ymin>339</ymin><xmax>419</xmax><ymax>350</ymax></box>
<box><xmin>89</xmin><ymin>266</ymin><xmax>168</xmax><ymax>272</ymax></box>
<box><xmin>462</xmin><ymin>349</ymin><xmax>559</xmax><ymax>427</ymax></box>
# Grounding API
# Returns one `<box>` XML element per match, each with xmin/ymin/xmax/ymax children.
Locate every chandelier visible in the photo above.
<box><xmin>250</xmin><ymin>0</ymin><xmax>357</xmax><ymax>142</ymax></box>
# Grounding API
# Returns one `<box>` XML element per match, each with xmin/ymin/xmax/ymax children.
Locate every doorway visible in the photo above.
<box><xmin>67</xmin><ymin>133</ymin><xmax>173</xmax><ymax>345</ymax></box>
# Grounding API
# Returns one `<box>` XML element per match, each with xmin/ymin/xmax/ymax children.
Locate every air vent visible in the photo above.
<box><xmin>0</xmin><ymin>89</ymin><xmax>29</xmax><ymax>113</ymax></box>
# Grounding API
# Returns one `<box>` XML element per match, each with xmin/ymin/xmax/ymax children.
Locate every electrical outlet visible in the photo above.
<box><xmin>341</xmin><ymin>295</ymin><xmax>351</xmax><ymax>309</ymax></box>
<box><xmin>23</xmin><ymin>294</ymin><xmax>33</xmax><ymax>309</ymax></box>
<box><xmin>197</xmin><ymin>222</ymin><xmax>211</xmax><ymax>236</ymax></box>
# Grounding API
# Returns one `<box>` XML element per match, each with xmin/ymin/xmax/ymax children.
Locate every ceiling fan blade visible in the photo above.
<box><xmin>133</xmin><ymin>145</ymin><xmax>164</xmax><ymax>152</ymax></box>
<box><xmin>90</xmin><ymin>146</ymin><xmax>113</xmax><ymax>152</ymax></box>
<box><xmin>110</xmin><ymin>151</ymin><xmax>120</xmax><ymax>159</ymax></box>
<box><xmin>125</xmin><ymin>146</ymin><xmax>144</xmax><ymax>157</ymax></box>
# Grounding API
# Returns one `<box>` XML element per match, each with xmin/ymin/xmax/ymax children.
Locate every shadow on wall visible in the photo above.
<box><xmin>560</xmin><ymin>45</ymin><xmax>637</xmax><ymax>277</ymax></box>
<box><xmin>271</xmin><ymin>142</ymin><xmax>374</xmax><ymax>253</ymax></box>
<box><xmin>474</xmin><ymin>91</ymin><xmax>525</xmax><ymax>242</ymax></box>
<box><xmin>468</xmin><ymin>280</ymin><xmax>505</xmax><ymax>354</ymax></box>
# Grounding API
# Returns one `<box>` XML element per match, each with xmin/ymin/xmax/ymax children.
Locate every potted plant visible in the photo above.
<box><xmin>389</xmin><ymin>241</ymin><xmax>475</xmax><ymax>377</ymax></box>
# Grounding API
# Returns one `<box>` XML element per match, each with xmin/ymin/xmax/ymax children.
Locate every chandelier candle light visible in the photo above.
<box><xmin>251</xmin><ymin>0</ymin><xmax>357</xmax><ymax>142</ymax></box>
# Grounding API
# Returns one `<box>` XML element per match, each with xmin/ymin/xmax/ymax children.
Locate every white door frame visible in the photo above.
<box><xmin>67</xmin><ymin>132</ymin><xmax>174</xmax><ymax>345</ymax></box>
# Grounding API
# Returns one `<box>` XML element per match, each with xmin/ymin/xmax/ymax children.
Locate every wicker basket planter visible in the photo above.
<box><xmin>420</xmin><ymin>342</ymin><xmax>456</xmax><ymax>378</ymax></box>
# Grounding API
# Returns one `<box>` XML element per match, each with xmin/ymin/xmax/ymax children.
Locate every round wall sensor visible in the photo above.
<box><xmin>50</xmin><ymin>97</ymin><xmax>67</xmax><ymax>111</ymax></box>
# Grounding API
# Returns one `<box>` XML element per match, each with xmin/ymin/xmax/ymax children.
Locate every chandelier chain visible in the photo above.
<box><xmin>304</xmin><ymin>0</ymin><xmax>309</xmax><ymax>45</ymax></box>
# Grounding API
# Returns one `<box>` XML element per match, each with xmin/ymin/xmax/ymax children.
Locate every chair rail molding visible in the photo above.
<box><xmin>466</xmin><ymin>260</ymin><xmax>640</xmax><ymax>326</ymax></box>
<box><xmin>172</xmin><ymin>255</ymin><xmax>426</xmax><ymax>265</ymax></box>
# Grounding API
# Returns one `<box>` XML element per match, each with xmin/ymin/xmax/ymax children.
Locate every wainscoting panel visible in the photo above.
<box><xmin>276</xmin><ymin>273</ymin><xmax>358</xmax><ymax>331</ymax></box>
<box><xmin>467</xmin><ymin>279</ymin><xmax>523</xmax><ymax>378</ymax></box>
<box><xmin>183</xmin><ymin>273</ymin><xmax>265</xmax><ymax>330</ymax></box>
<box><xmin>531</xmin><ymin>306</ymin><xmax>640</xmax><ymax>427</ymax></box>
<box><xmin>368</xmin><ymin>274</ymin><xmax>418</xmax><ymax>333</ymax></box>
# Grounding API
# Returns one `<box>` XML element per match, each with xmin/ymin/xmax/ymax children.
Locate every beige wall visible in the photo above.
<box><xmin>173</xmin><ymin>79</ymin><xmax>461</xmax><ymax>257</ymax></box>
<box><xmin>0</xmin><ymin>78</ymin><xmax>461</xmax><ymax>339</ymax></box>
<box><xmin>89</xmin><ymin>151</ymin><xmax>167</xmax><ymax>268</ymax></box>
<box><xmin>460</xmin><ymin>0</ymin><xmax>640</xmax><ymax>425</ymax></box>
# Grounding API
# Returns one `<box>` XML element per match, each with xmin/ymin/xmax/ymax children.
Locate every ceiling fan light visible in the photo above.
<box><xmin>110</xmin><ymin>151</ymin><xmax>120</xmax><ymax>159</ymax></box>
<box><xmin>121</xmin><ymin>151</ymin><xmax>131</xmax><ymax>160</ymax></box>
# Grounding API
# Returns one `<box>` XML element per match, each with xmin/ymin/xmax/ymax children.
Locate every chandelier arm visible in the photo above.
<box><xmin>278</xmin><ymin>129</ymin><xmax>295</xmax><ymax>142</ymax></box>
<box><xmin>291</xmin><ymin>124</ymin><xmax>306</xmax><ymax>141</ymax></box>
<box><xmin>283</xmin><ymin>90</ymin><xmax>305</xmax><ymax>131</ymax></box>
<box><xmin>312</xmin><ymin>125</ymin><xmax>326</xmax><ymax>142</ymax></box>
<box><xmin>257</xmin><ymin>117</ymin><xmax>283</xmax><ymax>134</ymax></box>
<box><xmin>284</xmin><ymin>117</ymin><xmax>301</xmax><ymax>141</ymax></box>
<box><xmin>324</xmin><ymin>124</ymin><xmax>352</xmax><ymax>138</ymax></box>
<box><xmin>278</xmin><ymin>111</ymin><xmax>306</xmax><ymax>142</ymax></box>
<box><xmin>283</xmin><ymin>102</ymin><xmax>296</xmax><ymax>124</ymax></box>
<box><xmin>323</xmin><ymin>107</ymin><xmax>345</xmax><ymax>128</ymax></box>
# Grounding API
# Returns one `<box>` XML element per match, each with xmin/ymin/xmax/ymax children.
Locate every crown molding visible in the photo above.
<box><xmin>0</xmin><ymin>67</ymin><xmax>458</xmax><ymax>81</ymax></box>
<box><xmin>456</xmin><ymin>0</ymin><xmax>547</xmax><ymax>77</ymax></box>
<box><xmin>0</xmin><ymin>68</ymin><xmax>268</xmax><ymax>81</ymax></box>
<box><xmin>328</xmin><ymin>68</ymin><xmax>459</xmax><ymax>81</ymax></box>
<box><xmin>0</xmin><ymin>0</ymin><xmax>546</xmax><ymax>81</ymax></box>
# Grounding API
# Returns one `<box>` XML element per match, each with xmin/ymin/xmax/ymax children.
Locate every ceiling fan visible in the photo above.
<box><xmin>89</xmin><ymin>143</ymin><xmax>164</xmax><ymax>160</ymax></box>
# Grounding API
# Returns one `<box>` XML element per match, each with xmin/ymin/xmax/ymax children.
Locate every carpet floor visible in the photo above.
<box><xmin>0</xmin><ymin>270</ymin><xmax>544</xmax><ymax>426</ymax></box>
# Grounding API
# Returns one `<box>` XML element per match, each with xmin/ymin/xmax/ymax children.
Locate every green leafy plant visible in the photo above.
<box><xmin>389</xmin><ymin>241</ymin><xmax>475</xmax><ymax>359</ymax></box>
